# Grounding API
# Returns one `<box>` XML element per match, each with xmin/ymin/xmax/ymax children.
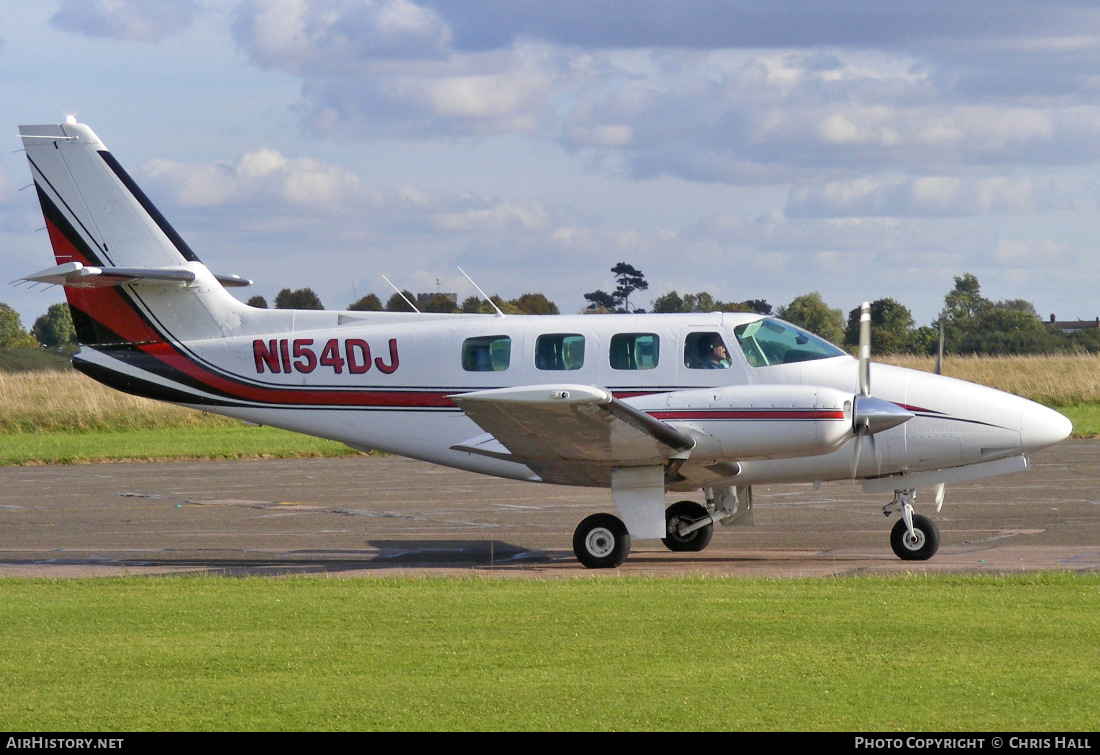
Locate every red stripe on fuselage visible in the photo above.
<box><xmin>136</xmin><ymin>341</ymin><xmax>456</xmax><ymax>407</ymax></box>
<box><xmin>649</xmin><ymin>409</ymin><xmax>846</xmax><ymax>421</ymax></box>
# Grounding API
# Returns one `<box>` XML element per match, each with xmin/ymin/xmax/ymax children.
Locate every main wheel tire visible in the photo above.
<box><xmin>890</xmin><ymin>514</ymin><xmax>940</xmax><ymax>560</ymax></box>
<box><xmin>662</xmin><ymin>500</ymin><xmax>714</xmax><ymax>552</ymax></box>
<box><xmin>573</xmin><ymin>513</ymin><xmax>631</xmax><ymax>569</ymax></box>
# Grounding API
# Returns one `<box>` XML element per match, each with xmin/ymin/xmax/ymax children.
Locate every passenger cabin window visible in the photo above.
<box><xmin>462</xmin><ymin>335</ymin><xmax>511</xmax><ymax>371</ymax></box>
<box><xmin>536</xmin><ymin>334</ymin><xmax>585</xmax><ymax>371</ymax></box>
<box><xmin>733</xmin><ymin>318</ymin><xmax>845</xmax><ymax>367</ymax></box>
<box><xmin>685</xmin><ymin>332</ymin><xmax>731</xmax><ymax>370</ymax></box>
<box><xmin>610</xmin><ymin>333</ymin><xmax>659</xmax><ymax>370</ymax></box>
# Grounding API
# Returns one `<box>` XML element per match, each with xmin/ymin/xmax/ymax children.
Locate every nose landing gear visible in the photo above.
<box><xmin>884</xmin><ymin>489</ymin><xmax>940</xmax><ymax>560</ymax></box>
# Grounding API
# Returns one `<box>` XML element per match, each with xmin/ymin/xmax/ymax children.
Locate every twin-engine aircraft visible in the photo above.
<box><xmin>17</xmin><ymin>120</ymin><xmax>1072</xmax><ymax>567</ymax></box>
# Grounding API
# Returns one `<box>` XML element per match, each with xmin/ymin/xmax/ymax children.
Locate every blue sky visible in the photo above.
<box><xmin>4</xmin><ymin>0</ymin><xmax>1100</xmax><ymax>330</ymax></box>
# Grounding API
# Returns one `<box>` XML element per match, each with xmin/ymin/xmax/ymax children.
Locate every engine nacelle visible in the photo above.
<box><xmin>638</xmin><ymin>384</ymin><xmax>855</xmax><ymax>460</ymax></box>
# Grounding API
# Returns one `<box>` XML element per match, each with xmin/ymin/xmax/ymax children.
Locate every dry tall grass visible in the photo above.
<box><xmin>0</xmin><ymin>371</ymin><xmax>238</xmax><ymax>432</ymax></box>
<box><xmin>881</xmin><ymin>354</ymin><xmax>1100</xmax><ymax>405</ymax></box>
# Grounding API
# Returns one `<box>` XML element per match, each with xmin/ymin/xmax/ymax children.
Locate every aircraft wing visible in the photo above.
<box><xmin>450</xmin><ymin>384</ymin><xmax>695</xmax><ymax>486</ymax></box>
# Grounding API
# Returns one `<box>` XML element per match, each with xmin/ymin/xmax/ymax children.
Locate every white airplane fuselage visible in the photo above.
<box><xmin>71</xmin><ymin>304</ymin><xmax>1070</xmax><ymax>490</ymax></box>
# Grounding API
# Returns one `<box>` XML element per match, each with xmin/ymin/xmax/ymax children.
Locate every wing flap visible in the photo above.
<box><xmin>450</xmin><ymin>384</ymin><xmax>695</xmax><ymax>486</ymax></box>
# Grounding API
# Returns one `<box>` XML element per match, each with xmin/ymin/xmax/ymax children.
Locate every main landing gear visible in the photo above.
<box><xmin>661</xmin><ymin>500</ymin><xmax>714</xmax><ymax>552</ymax></box>
<box><xmin>572</xmin><ymin>513</ymin><xmax>631</xmax><ymax>569</ymax></box>
<box><xmin>884</xmin><ymin>489</ymin><xmax>940</xmax><ymax>560</ymax></box>
<box><xmin>572</xmin><ymin>500</ymin><xmax>718</xmax><ymax>568</ymax></box>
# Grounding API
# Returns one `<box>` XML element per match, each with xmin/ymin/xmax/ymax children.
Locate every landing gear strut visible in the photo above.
<box><xmin>884</xmin><ymin>489</ymin><xmax>940</xmax><ymax>560</ymax></box>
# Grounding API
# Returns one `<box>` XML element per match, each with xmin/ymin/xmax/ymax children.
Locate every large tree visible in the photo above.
<box><xmin>843</xmin><ymin>298</ymin><xmax>915</xmax><ymax>355</ymax></box>
<box><xmin>585</xmin><ymin>262</ymin><xmax>649</xmax><ymax>313</ymax></box>
<box><xmin>0</xmin><ymin>304</ymin><xmax>37</xmax><ymax>349</ymax></box>
<box><xmin>582</xmin><ymin>289</ymin><xmax>618</xmax><ymax>313</ymax></box>
<box><xmin>385</xmin><ymin>290</ymin><xmax>418</xmax><ymax>312</ymax></box>
<box><xmin>348</xmin><ymin>294</ymin><xmax>383</xmax><ymax>311</ymax></box>
<box><xmin>935</xmin><ymin>273</ymin><xmax>988</xmax><ymax>354</ymax></box>
<box><xmin>510</xmin><ymin>293</ymin><xmax>559</xmax><ymax>315</ymax></box>
<box><xmin>962</xmin><ymin>300</ymin><xmax>1061</xmax><ymax>355</ymax></box>
<box><xmin>274</xmin><ymin>288</ymin><xmax>324</xmax><ymax>310</ymax></box>
<box><xmin>776</xmin><ymin>292</ymin><xmax>844</xmax><ymax>345</ymax></box>
<box><xmin>652</xmin><ymin>290</ymin><xmax>773</xmax><ymax>314</ymax></box>
<box><xmin>422</xmin><ymin>294</ymin><xmax>458</xmax><ymax>313</ymax></box>
<box><xmin>611</xmin><ymin>262</ymin><xmax>648</xmax><ymax>313</ymax></box>
<box><xmin>31</xmin><ymin>303</ymin><xmax>77</xmax><ymax>349</ymax></box>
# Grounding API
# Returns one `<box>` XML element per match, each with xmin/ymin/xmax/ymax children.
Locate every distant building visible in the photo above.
<box><xmin>1048</xmin><ymin>314</ymin><xmax>1100</xmax><ymax>334</ymax></box>
<box><xmin>416</xmin><ymin>292</ymin><xmax>458</xmax><ymax>309</ymax></box>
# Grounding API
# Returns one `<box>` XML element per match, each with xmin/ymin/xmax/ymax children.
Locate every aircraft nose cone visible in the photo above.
<box><xmin>1020</xmin><ymin>402</ymin><xmax>1073</xmax><ymax>452</ymax></box>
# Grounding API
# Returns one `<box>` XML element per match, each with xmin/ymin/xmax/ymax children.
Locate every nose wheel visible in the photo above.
<box><xmin>890</xmin><ymin>514</ymin><xmax>940</xmax><ymax>560</ymax></box>
<box><xmin>885</xmin><ymin>490</ymin><xmax>940</xmax><ymax>560</ymax></box>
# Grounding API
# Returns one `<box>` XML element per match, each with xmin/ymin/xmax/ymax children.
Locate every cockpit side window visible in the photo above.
<box><xmin>733</xmin><ymin>318</ymin><xmax>845</xmax><ymax>367</ymax></box>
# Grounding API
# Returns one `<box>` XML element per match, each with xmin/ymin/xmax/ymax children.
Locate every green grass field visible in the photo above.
<box><xmin>0</xmin><ymin>425</ymin><xmax>361</xmax><ymax>465</ymax></box>
<box><xmin>0</xmin><ymin>573</ymin><xmax>1096</xmax><ymax>731</ymax></box>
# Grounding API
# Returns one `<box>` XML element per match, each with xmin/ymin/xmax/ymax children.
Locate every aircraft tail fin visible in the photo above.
<box><xmin>19</xmin><ymin>121</ymin><xmax>248</xmax><ymax>347</ymax></box>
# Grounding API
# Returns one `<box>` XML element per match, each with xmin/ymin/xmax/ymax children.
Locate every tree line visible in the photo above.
<box><xmin>3</xmin><ymin>267</ymin><xmax>1097</xmax><ymax>357</ymax></box>
<box><xmin>246</xmin><ymin>288</ymin><xmax>560</xmax><ymax>315</ymax></box>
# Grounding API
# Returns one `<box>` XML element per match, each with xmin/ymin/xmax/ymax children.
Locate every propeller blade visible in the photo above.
<box><xmin>871</xmin><ymin>432</ymin><xmax>883</xmax><ymax>476</ymax></box>
<box><xmin>934</xmin><ymin>483</ymin><xmax>946</xmax><ymax>512</ymax></box>
<box><xmin>858</xmin><ymin>301</ymin><xmax>871</xmax><ymax>397</ymax></box>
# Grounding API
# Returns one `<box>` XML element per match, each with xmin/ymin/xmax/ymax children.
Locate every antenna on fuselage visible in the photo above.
<box><xmin>458</xmin><ymin>266</ymin><xmax>505</xmax><ymax>318</ymax></box>
<box><xmin>380</xmin><ymin>275</ymin><xmax>420</xmax><ymax>313</ymax></box>
<box><xmin>935</xmin><ymin>321</ymin><xmax>944</xmax><ymax>375</ymax></box>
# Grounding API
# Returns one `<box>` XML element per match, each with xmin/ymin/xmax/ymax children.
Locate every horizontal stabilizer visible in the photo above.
<box><xmin>20</xmin><ymin>262</ymin><xmax>251</xmax><ymax>289</ymax></box>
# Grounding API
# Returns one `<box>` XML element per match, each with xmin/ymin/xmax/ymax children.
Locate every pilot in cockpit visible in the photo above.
<box><xmin>697</xmin><ymin>335</ymin><xmax>731</xmax><ymax>369</ymax></box>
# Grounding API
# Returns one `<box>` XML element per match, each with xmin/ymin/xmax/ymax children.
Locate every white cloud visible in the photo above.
<box><xmin>435</xmin><ymin>202</ymin><xmax>553</xmax><ymax>233</ymax></box>
<box><xmin>51</xmin><ymin>0</ymin><xmax>198</xmax><ymax>42</ymax></box>
<box><xmin>235</xmin><ymin>1</ymin><xmax>563</xmax><ymax>137</ymax></box>
<box><xmin>786</xmin><ymin>175</ymin><xmax>1071</xmax><ymax>217</ymax></box>
<box><xmin>142</xmin><ymin>150</ymin><xmax>362</xmax><ymax>209</ymax></box>
<box><xmin>234</xmin><ymin>0</ymin><xmax>451</xmax><ymax>73</ymax></box>
<box><xmin>225</xmin><ymin>2</ymin><xmax>1100</xmax><ymax>182</ymax></box>
<box><xmin>139</xmin><ymin>148</ymin><xmax>558</xmax><ymax>243</ymax></box>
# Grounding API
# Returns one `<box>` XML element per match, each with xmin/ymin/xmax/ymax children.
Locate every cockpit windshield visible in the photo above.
<box><xmin>733</xmin><ymin>318</ymin><xmax>846</xmax><ymax>367</ymax></box>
